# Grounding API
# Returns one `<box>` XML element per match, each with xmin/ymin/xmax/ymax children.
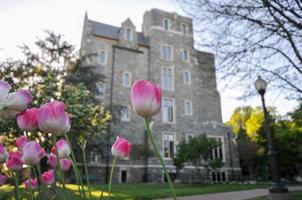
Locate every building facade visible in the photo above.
<box><xmin>80</xmin><ymin>8</ymin><xmax>241</xmax><ymax>183</ymax></box>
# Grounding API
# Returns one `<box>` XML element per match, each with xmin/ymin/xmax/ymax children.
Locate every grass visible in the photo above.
<box><xmin>0</xmin><ymin>183</ymin><xmax>271</xmax><ymax>200</ymax></box>
<box><xmin>248</xmin><ymin>190</ymin><xmax>302</xmax><ymax>200</ymax></box>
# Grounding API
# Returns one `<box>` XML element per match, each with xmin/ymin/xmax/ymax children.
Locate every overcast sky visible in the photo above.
<box><xmin>0</xmin><ymin>0</ymin><xmax>298</xmax><ymax>122</ymax></box>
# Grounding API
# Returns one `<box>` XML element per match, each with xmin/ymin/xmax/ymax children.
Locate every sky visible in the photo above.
<box><xmin>0</xmin><ymin>0</ymin><xmax>298</xmax><ymax>122</ymax></box>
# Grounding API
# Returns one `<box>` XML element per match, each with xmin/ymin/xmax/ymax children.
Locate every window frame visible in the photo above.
<box><xmin>181</xmin><ymin>23</ymin><xmax>188</xmax><ymax>35</ymax></box>
<box><xmin>90</xmin><ymin>151</ymin><xmax>100</xmax><ymax>163</ymax></box>
<box><xmin>96</xmin><ymin>82</ymin><xmax>105</xmax><ymax>99</ymax></box>
<box><xmin>121</xmin><ymin>105</ymin><xmax>131</xmax><ymax>122</ymax></box>
<box><xmin>183</xmin><ymin>70</ymin><xmax>191</xmax><ymax>85</ymax></box>
<box><xmin>124</xmin><ymin>28</ymin><xmax>133</xmax><ymax>41</ymax></box>
<box><xmin>184</xmin><ymin>99</ymin><xmax>193</xmax><ymax>116</ymax></box>
<box><xmin>163</xmin><ymin>18</ymin><xmax>170</xmax><ymax>31</ymax></box>
<box><xmin>208</xmin><ymin>135</ymin><xmax>226</xmax><ymax>162</ymax></box>
<box><xmin>161</xmin><ymin>66</ymin><xmax>174</xmax><ymax>91</ymax></box>
<box><xmin>119</xmin><ymin>168</ymin><xmax>129</xmax><ymax>183</ymax></box>
<box><xmin>181</xmin><ymin>49</ymin><xmax>190</xmax><ymax>62</ymax></box>
<box><xmin>161</xmin><ymin>44</ymin><xmax>174</xmax><ymax>61</ymax></box>
<box><xmin>98</xmin><ymin>49</ymin><xmax>107</xmax><ymax>65</ymax></box>
<box><xmin>162</xmin><ymin>132</ymin><xmax>176</xmax><ymax>160</ymax></box>
<box><xmin>162</xmin><ymin>97</ymin><xmax>176</xmax><ymax>124</ymax></box>
<box><xmin>122</xmin><ymin>71</ymin><xmax>132</xmax><ymax>88</ymax></box>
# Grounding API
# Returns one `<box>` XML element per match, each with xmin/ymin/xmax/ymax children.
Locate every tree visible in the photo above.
<box><xmin>178</xmin><ymin>0</ymin><xmax>302</xmax><ymax>98</ymax></box>
<box><xmin>0</xmin><ymin>31</ymin><xmax>111</xmax><ymax>152</ymax></box>
<box><xmin>227</xmin><ymin>105</ymin><xmax>302</xmax><ymax>179</ymax></box>
<box><xmin>173</xmin><ymin>134</ymin><xmax>224</xmax><ymax>182</ymax></box>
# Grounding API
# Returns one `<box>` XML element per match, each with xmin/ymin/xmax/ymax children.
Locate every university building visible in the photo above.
<box><xmin>79</xmin><ymin>8</ymin><xmax>241</xmax><ymax>183</ymax></box>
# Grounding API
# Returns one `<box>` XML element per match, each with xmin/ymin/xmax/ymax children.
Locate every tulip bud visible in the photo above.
<box><xmin>24</xmin><ymin>178</ymin><xmax>38</xmax><ymax>190</ymax></box>
<box><xmin>41</xmin><ymin>169</ymin><xmax>55</xmax><ymax>185</ymax></box>
<box><xmin>17</xmin><ymin>108</ymin><xmax>39</xmax><ymax>131</ymax></box>
<box><xmin>48</xmin><ymin>153</ymin><xmax>57</xmax><ymax>168</ymax></box>
<box><xmin>130</xmin><ymin>80</ymin><xmax>161</xmax><ymax>118</ymax></box>
<box><xmin>60</xmin><ymin>158</ymin><xmax>72</xmax><ymax>171</ymax></box>
<box><xmin>6</xmin><ymin>152</ymin><xmax>23</xmax><ymax>171</ymax></box>
<box><xmin>56</xmin><ymin>139</ymin><xmax>71</xmax><ymax>158</ymax></box>
<box><xmin>111</xmin><ymin>137</ymin><xmax>131</xmax><ymax>158</ymax></box>
<box><xmin>16</xmin><ymin>136</ymin><xmax>28</xmax><ymax>151</ymax></box>
<box><xmin>0</xmin><ymin>144</ymin><xmax>9</xmax><ymax>164</ymax></box>
<box><xmin>22</xmin><ymin>141</ymin><xmax>45</xmax><ymax>165</ymax></box>
<box><xmin>37</xmin><ymin>101</ymin><xmax>71</xmax><ymax>135</ymax></box>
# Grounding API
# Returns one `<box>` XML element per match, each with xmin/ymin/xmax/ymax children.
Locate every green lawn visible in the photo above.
<box><xmin>0</xmin><ymin>183</ymin><xmax>271</xmax><ymax>200</ymax></box>
<box><xmin>248</xmin><ymin>190</ymin><xmax>302</xmax><ymax>200</ymax></box>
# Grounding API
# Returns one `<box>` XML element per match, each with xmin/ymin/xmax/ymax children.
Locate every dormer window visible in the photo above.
<box><xmin>163</xmin><ymin>18</ymin><xmax>170</xmax><ymax>31</ymax></box>
<box><xmin>125</xmin><ymin>28</ymin><xmax>132</xmax><ymax>41</ymax></box>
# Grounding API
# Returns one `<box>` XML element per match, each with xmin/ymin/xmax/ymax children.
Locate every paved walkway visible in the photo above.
<box><xmin>158</xmin><ymin>185</ymin><xmax>302</xmax><ymax>200</ymax></box>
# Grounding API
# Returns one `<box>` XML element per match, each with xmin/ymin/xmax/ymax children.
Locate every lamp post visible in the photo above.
<box><xmin>254</xmin><ymin>76</ymin><xmax>290</xmax><ymax>200</ymax></box>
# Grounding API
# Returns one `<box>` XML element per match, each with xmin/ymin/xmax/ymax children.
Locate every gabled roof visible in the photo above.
<box><xmin>89</xmin><ymin>20</ymin><xmax>149</xmax><ymax>47</ymax></box>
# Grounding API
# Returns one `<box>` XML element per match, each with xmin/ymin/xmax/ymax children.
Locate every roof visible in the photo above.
<box><xmin>89</xmin><ymin>20</ymin><xmax>149</xmax><ymax>47</ymax></box>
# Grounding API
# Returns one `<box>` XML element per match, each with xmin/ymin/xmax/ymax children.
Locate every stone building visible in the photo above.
<box><xmin>79</xmin><ymin>8</ymin><xmax>241</xmax><ymax>183</ymax></box>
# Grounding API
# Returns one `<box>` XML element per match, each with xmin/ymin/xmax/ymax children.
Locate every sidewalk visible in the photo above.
<box><xmin>158</xmin><ymin>185</ymin><xmax>302</xmax><ymax>200</ymax></box>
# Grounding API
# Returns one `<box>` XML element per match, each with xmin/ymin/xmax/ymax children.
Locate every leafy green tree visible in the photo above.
<box><xmin>173</xmin><ymin>134</ymin><xmax>224</xmax><ymax>182</ymax></box>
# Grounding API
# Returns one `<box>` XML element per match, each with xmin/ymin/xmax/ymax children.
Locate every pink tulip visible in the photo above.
<box><xmin>6</xmin><ymin>152</ymin><xmax>23</xmax><ymax>171</ymax></box>
<box><xmin>0</xmin><ymin>144</ymin><xmax>9</xmax><ymax>164</ymax></box>
<box><xmin>22</xmin><ymin>141</ymin><xmax>45</xmax><ymax>165</ymax></box>
<box><xmin>0</xmin><ymin>174</ymin><xmax>6</xmax><ymax>186</ymax></box>
<box><xmin>111</xmin><ymin>137</ymin><xmax>131</xmax><ymax>158</ymax></box>
<box><xmin>24</xmin><ymin>178</ymin><xmax>38</xmax><ymax>190</ymax></box>
<box><xmin>60</xmin><ymin>158</ymin><xmax>72</xmax><ymax>171</ymax></box>
<box><xmin>5</xmin><ymin>89</ymin><xmax>32</xmax><ymax>112</ymax></box>
<box><xmin>41</xmin><ymin>169</ymin><xmax>55</xmax><ymax>185</ymax></box>
<box><xmin>0</xmin><ymin>80</ymin><xmax>32</xmax><ymax>118</ymax></box>
<box><xmin>56</xmin><ymin>139</ymin><xmax>70</xmax><ymax>158</ymax></box>
<box><xmin>17</xmin><ymin>108</ymin><xmax>39</xmax><ymax>131</ymax></box>
<box><xmin>0</xmin><ymin>80</ymin><xmax>11</xmax><ymax>104</ymax></box>
<box><xmin>130</xmin><ymin>80</ymin><xmax>161</xmax><ymax>118</ymax></box>
<box><xmin>16</xmin><ymin>136</ymin><xmax>28</xmax><ymax>151</ymax></box>
<box><xmin>37</xmin><ymin>101</ymin><xmax>71</xmax><ymax>135</ymax></box>
<box><xmin>48</xmin><ymin>153</ymin><xmax>57</xmax><ymax>168</ymax></box>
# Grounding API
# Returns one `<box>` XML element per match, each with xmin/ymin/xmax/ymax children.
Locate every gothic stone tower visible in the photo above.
<box><xmin>80</xmin><ymin>8</ymin><xmax>241</xmax><ymax>183</ymax></box>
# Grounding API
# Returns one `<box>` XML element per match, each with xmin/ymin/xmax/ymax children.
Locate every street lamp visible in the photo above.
<box><xmin>254</xmin><ymin>76</ymin><xmax>290</xmax><ymax>200</ymax></box>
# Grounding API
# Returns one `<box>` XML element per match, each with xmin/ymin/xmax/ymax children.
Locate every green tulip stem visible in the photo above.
<box><xmin>63</xmin><ymin>133</ymin><xmax>86</xmax><ymax>200</ymax></box>
<box><xmin>107</xmin><ymin>156</ymin><xmax>117</xmax><ymax>200</ymax></box>
<box><xmin>52</xmin><ymin>134</ymin><xmax>68</xmax><ymax>200</ymax></box>
<box><xmin>80</xmin><ymin>144</ymin><xmax>92</xmax><ymax>199</ymax></box>
<box><xmin>13</xmin><ymin>171</ymin><xmax>21</xmax><ymax>200</ymax></box>
<box><xmin>144</xmin><ymin>118</ymin><xmax>177</xmax><ymax>200</ymax></box>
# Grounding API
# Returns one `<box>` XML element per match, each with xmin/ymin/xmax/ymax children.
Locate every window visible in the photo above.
<box><xmin>125</xmin><ymin>28</ymin><xmax>132</xmax><ymax>41</ymax></box>
<box><xmin>163</xmin><ymin>18</ymin><xmax>170</xmax><ymax>30</ymax></box>
<box><xmin>99</xmin><ymin>50</ymin><xmax>107</xmax><ymax>65</ymax></box>
<box><xmin>162</xmin><ymin>98</ymin><xmax>175</xmax><ymax>123</ymax></box>
<box><xmin>162</xmin><ymin>67</ymin><xmax>174</xmax><ymax>90</ymax></box>
<box><xmin>90</xmin><ymin>151</ymin><xmax>100</xmax><ymax>163</ymax></box>
<box><xmin>181</xmin><ymin>50</ymin><xmax>189</xmax><ymax>62</ymax></box>
<box><xmin>181</xmin><ymin>23</ymin><xmax>188</xmax><ymax>34</ymax></box>
<box><xmin>184</xmin><ymin>100</ymin><xmax>193</xmax><ymax>115</ymax></box>
<box><xmin>120</xmin><ymin>169</ymin><xmax>128</xmax><ymax>183</ymax></box>
<box><xmin>121</xmin><ymin>106</ymin><xmax>130</xmax><ymax>121</ymax></box>
<box><xmin>122</xmin><ymin>72</ymin><xmax>131</xmax><ymax>87</ymax></box>
<box><xmin>186</xmin><ymin>134</ymin><xmax>194</xmax><ymax>141</ymax></box>
<box><xmin>96</xmin><ymin>82</ymin><xmax>105</xmax><ymax>99</ymax></box>
<box><xmin>183</xmin><ymin>71</ymin><xmax>191</xmax><ymax>84</ymax></box>
<box><xmin>162</xmin><ymin>45</ymin><xmax>173</xmax><ymax>61</ymax></box>
<box><xmin>212</xmin><ymin>171</ymin><xmax>226</xmax><ymax>182</ymax></box>
<box><xmin>209</xmin><ymin>136</ymin><xmax>225</xmax><ymax>161</ymax></box>
<box><xmin>193</xmin><ymin>57</ymin><xmax>198</xmax><ymax>65</ymax></box>
<box><xmin>163</xmin><ymin>132</ymin><xmax>175</xmax><ymax>158</ymax></box>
